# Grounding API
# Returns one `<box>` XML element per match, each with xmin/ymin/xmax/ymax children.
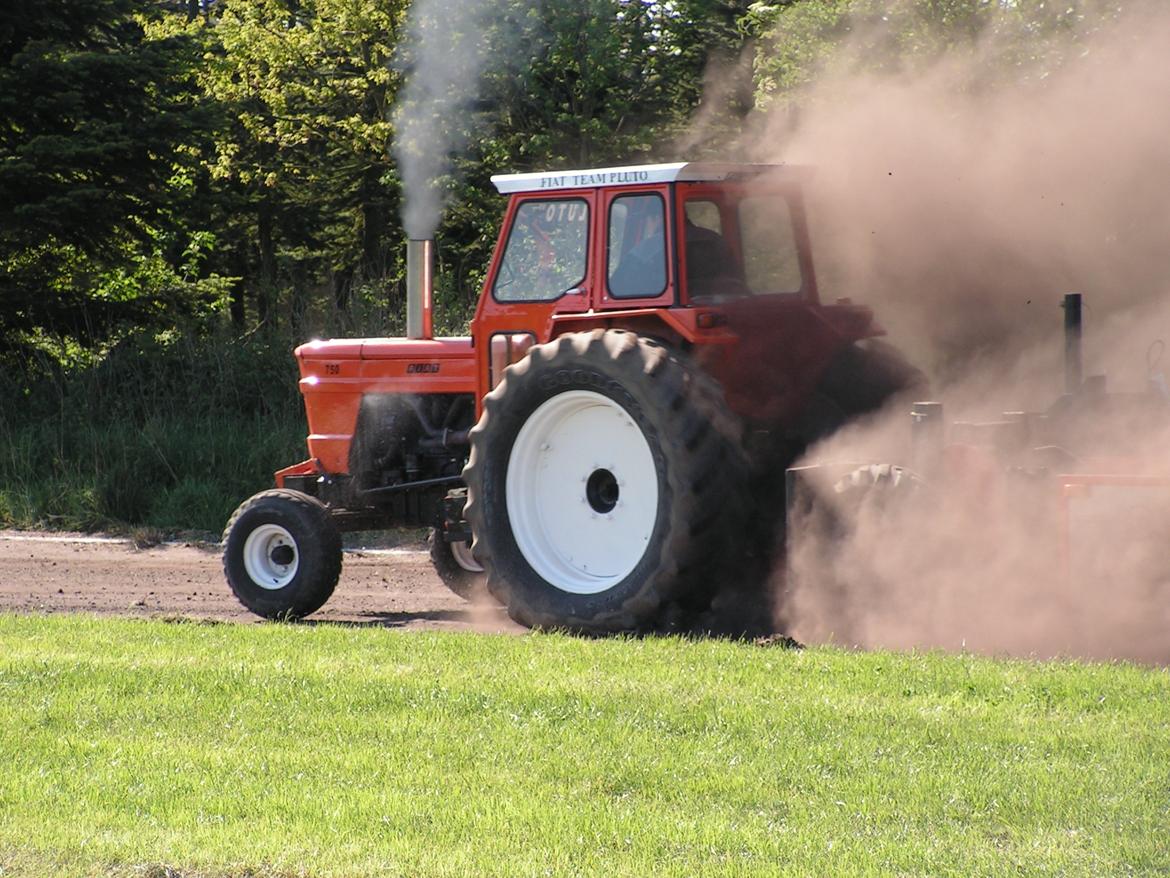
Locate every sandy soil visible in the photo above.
<box><xmin>0</xmin><ymin>530</ymin><xmax>524</xmax><ymax>633</ymax></box>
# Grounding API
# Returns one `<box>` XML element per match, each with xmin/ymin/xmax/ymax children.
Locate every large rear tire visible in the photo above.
<box><xmin>463</xmin><ymin>329</ymin><xmax>748</xmax><ymax>633</ymax></box>
<box><xmin>222</xmin><ymin>489</ymin><xmax>342</xmax><ymax>619</ymax></box>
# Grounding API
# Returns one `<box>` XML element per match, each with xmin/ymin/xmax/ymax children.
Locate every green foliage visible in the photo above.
<box><xmin>0</xmin><ymin>0</ymin><xmax>226</xmax><ymax>355</ymax></box>
<box><xmin>1</xmin><ymin>617</ymin><xmax>1168</xmax><ymax>875</ymax></box>
<box><xmin>0</xmin><ymin>412</ymin><xmax>304</xmax><ymax>532</ymax></box>
<box><xmin>473</xmin><ymin>0</ymin><xmax>751</xmax><ymax>168</ymax></box>
<box><xmin>746</xmin><ymin>0</ymin><xmax>1129</xmax><ymax>107</ymax></box>
<box><xmin>2</xmin><ymin>0</ymin><xmax>749</xmax><ymax>362</ymax></box>
<box><xmin>0</xmin><ymin>331</ymin><xmax>306</xmax><ymax>533</ymax></box>
<box><xmin>185</xmin><ymin>0</ymin><xmax>409</xmax><ymax>330</ymax></box>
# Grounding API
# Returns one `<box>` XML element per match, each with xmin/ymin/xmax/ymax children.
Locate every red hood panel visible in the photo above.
<box><xmin>297</xmin><ymin>337</ymin><xmax>474</xmax><ymax>360</ymax></box>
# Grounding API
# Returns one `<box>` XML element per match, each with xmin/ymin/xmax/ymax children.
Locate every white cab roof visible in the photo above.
<box><xmin>490</xmin><ymin>162</ymin><xmax>804</xmax><ymax>194</ymax></box>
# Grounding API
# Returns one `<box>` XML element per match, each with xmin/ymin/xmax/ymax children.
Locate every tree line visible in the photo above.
<box><xmin>0</xmin><ymin>0</ymin><xmax>1117</xmax><ymax>531</ymax></box>
<box><xmin>0</xmin><ymin>0</ymin><xmax>755</xmax><ymax>365</ymax></box>
<box><xmin>0</xmin><ymin>0</ymin><xmax>1111</xmax><ymax>371</ymax></box>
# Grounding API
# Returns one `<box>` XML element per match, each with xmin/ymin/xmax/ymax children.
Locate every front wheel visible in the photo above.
<box><xmin>463</xmin><ymin>329</ymin><xmax>749</xmax><ymax>633</ymax></box>
<box><xmin>427</xmin><ymin>528</ymin><xmax>488</xmax><ymax>602</ymax></box>
<box><xmin>222</xmin><ymin>489</ymin><xmax>342</xmax><ymax>619</ymax></box>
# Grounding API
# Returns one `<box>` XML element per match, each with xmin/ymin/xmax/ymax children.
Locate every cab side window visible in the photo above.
<box><xmin>738</xmin><ymin>196</ymin><xmax>802</xmax><ymax>294</ymax></box>
<box><xmin>607</xmin><ymin>194</ymin><xmax>667</xmax><ymax>299</ymax></box>
<box><xmin>683</xmin><ymin>198</ymin><xmax>737</xmax><ymax>298</ymax></box>
<box><xmin>494</xmin><ymin>199</ymin><xmax>589</xmax><ymax>302</ymax></box>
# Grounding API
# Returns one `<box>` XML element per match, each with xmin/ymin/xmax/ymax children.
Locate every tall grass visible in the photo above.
<box><xmin>0</xmin><ymin>329</ymin><xmax>308</xmax><ymax>534</ymax></box>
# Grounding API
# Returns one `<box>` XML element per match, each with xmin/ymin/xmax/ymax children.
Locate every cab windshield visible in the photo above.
<box><xmin>494</xmin><ymin>199</ymin><xmax>589</xmax><ymax>302</ymax></box>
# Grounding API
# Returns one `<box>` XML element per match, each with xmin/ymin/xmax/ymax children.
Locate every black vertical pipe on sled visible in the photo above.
<box><xmin>1063</xmin><ymin>292</ymin><xmax>1083</xmax><ymax>395</ymax></box>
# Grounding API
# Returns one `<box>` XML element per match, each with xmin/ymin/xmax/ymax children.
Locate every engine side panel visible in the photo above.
<box><xmin>296</xmin><ymin>337</ymin><xmax>476</xmax><ymax>474</ymax></box>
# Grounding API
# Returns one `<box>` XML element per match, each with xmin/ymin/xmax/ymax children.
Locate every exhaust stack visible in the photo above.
<box><xmin>406</xmin><ymin>239</ymin><xmax>434</xmax><ymax>340</ymax></box>
<box><xmin>1063</xmin><ymin>292</ymin><xmax>1082</xmax><ymax>394</ymax></box>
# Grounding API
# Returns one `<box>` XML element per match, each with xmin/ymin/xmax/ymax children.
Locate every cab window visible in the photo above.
<box><xmin>494</xmin><ymin>199</ymin><xmax>589</xmax><ymax>302</ymax></box>
<box><xmin>684</xmin><ymin>200</ymin><xmax>722</xmax><ymax>235</ymax></box>
<box><xmin>683</xmin><ymin>198</ymin><xmax>738</xmax><ymax>298</ymax></box>
<box><xmin>607</xmin><ymin>194</ymin><xmax>667</xmax><ymax>299</ymax></box>
<box><xmin>738</xmin><ymin>196</ymin><xmax>802</xmax><ymax>294</ymax></box>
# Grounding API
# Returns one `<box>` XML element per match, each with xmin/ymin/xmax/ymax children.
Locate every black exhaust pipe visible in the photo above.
<box><xmin>1063</xmin><ymin>292</ymin><xmax>1082</xmax><ymax>395</ymax></box>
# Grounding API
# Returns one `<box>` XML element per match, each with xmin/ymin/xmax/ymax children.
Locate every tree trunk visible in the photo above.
<box><xmin>257</xmin><ymin>200</ymin><xmax>276</xmax><ymax>330</ymax></box>
<box><xmin>358</xmin><ymin>152</ymin><xmax>389</xmax><ymax>282</ymax></box>
<box><xmin>227</xmin><ymin>241</ymin><xmax>247</xmax><ymax>328</ymax></box>
<box><xmin>332</xmin><ymin>267</ymin><xmax>353</xmax><ymax>316</ymax></box>
<box><xmin>290</xmin><ymin>260</ymin><xmax>309</xmax><ymax>336</ymax></box>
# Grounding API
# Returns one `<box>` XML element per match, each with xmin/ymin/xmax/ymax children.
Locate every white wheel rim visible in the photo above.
<box><xmin>242</xmin><ymin>524</ymin><xmax>299</xmax><ymax>590</ymax></box>
<box><xmin>450</xmin><ymin>539</ymin><xmax>484</xmax><ymax>574</ymax></box>
<box><xmin>506</xmin><ymin>389</ymin><xmax>659</xmax><ymax>595</ymax></box>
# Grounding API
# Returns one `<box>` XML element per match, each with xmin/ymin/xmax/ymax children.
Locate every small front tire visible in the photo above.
<box><xmin>427</xmin><ymin>528</ymin><xmax>488</xmax><ymax>602</ymax></box>
<box><xmin>222</xmin><ymin>489</ymin><xmax>342</xmax><ymax>619</ymax></box>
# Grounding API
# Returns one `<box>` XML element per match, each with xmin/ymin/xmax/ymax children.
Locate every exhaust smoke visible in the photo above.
<box><xmin>392</xmin><ymin>0</ymin><xmax>494</xmax><ymax>241</ymax></box>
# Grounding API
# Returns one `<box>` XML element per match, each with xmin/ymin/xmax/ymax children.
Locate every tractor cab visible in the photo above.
<box><xmin>479</xmin><ymin>162</ymin><xmax>815</xmax><ymax>313</ymax></box>
<box><xmin>476</xmin><ymin>163</ymin><xmax>884</xmax><ymax>425</ymax></box>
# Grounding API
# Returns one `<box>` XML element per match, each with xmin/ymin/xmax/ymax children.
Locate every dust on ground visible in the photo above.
<box><xmin>0</xmin><ymin>530</ymin><xmax>522</xmax><ymax>633</ymax></box>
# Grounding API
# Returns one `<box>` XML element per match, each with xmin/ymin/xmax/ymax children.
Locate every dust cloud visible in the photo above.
<box><xmin>744</xmin><ymin>3</ymin><xmax>1170</xmax><ymax>662</ymax></box>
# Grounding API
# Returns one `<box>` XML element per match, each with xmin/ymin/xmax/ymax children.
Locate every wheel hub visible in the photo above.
<box><xmin>242</xmin><ymin>524</ymin><xmax>300</xmax><ymax>590</ymax></box>
<box><xmin>585</xmin><ymin>468</ymin><xmax>619</xmax><ymax>513</ymax></box>
<box><xmin>506</xmin><ymin>390</ymin><xmax>659</xmax><ymax>594</ymax></box>
<box><xmin>449</xmin><ymin>539</ymin><xmax>484</xmax><ymax>574</ymax></box>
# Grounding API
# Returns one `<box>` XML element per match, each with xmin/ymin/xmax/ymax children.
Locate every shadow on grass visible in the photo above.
<box><xmin>279</xmin><ymin>606</ymin><xmax>516</xmax><ymax>631</ymax></box>
<box><xmin>151</xmin><ymin>597</ymin><xmax>802</xmax><ymax>646</ymax></box>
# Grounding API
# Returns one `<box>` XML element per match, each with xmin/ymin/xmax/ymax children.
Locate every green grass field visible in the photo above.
<box><xmin>0</xmin><ymin>614</ymin><xmax>1167</xmax><ymax>877</ymax></box>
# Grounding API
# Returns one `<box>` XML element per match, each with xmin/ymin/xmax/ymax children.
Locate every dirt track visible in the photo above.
<box><xmin>0</xmin><ymin>530</ymin><xmax>523</xmax><ymax>632</ymax></box>
<box><xmin>5</xmin><ymin>530</ymin><xmax>1167</xmax><ymax>663</ymax></box>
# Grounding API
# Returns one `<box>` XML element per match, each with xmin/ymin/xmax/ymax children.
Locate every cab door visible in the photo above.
<box><xmin>597</xmin><ymin>186</ymin><xmax>675</xmax><ymax>310</ymax></box>
<box><xmin>472</xmin><ymin>191</ymin><xmax>596</xmax><ymax>406</ymax></box>
<box><xmin>677</xmin><ymin>182</ymin><xmax>876</xmax><ymax>425</ymax></box>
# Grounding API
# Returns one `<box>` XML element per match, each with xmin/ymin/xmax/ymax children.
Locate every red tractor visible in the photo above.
<box><xmin>222</xmin><ymin>162</ymin><xmax>923</xmax><ymax>632</ymax></box>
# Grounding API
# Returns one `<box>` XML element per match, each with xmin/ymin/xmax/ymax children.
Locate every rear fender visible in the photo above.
<box><xmin>549</xmin><ymin>307</ymin><xmax>738</xmax><ymax>348</ymax></box>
